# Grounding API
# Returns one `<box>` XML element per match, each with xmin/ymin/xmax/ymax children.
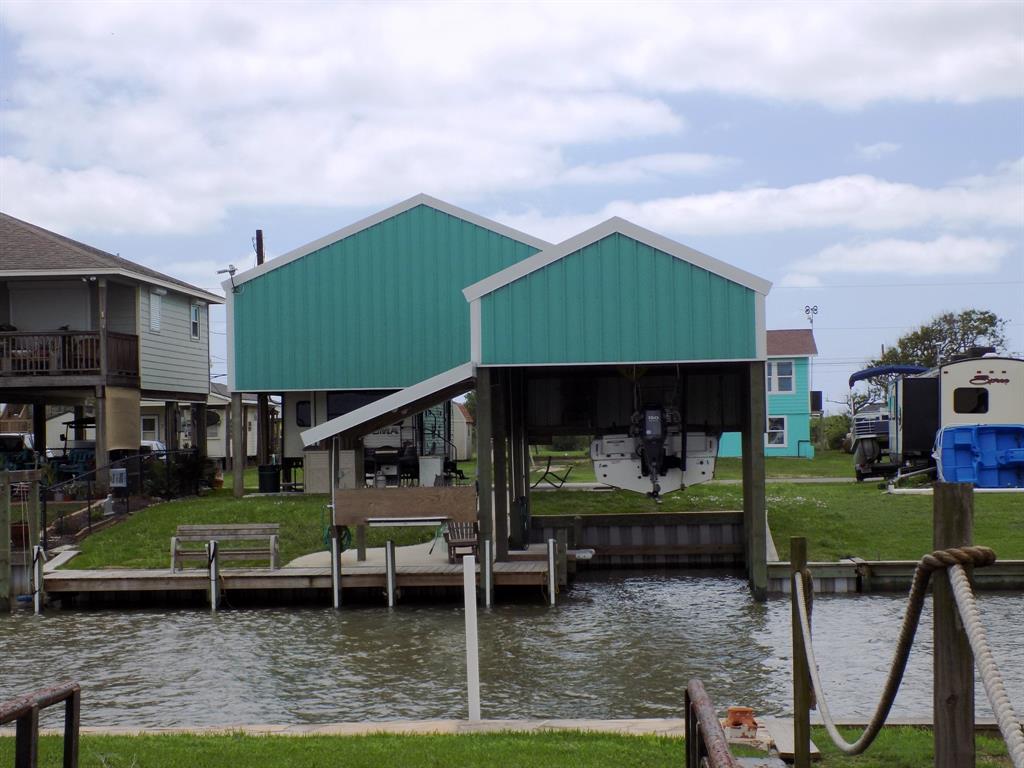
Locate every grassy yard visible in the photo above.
<box><xmin>64</xmin><ymin>491</ymin><xmax>436</xmax><ymax>570</ymax></box>
<box><xmin>0</xmin><ymin>728</ymin><xmax>1010</xmax><ymax>767</ymax></box>
<box><xmin>531</xmin><ymin>482</ymin><xmax>1024</xmax><ymax>562</ymax></box>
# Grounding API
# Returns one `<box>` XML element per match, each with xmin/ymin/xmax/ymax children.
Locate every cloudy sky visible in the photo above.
<box><xmin>1</xmin><ymin>1</ymin><xmax>1022</xmax><ymax>409</ymax></box>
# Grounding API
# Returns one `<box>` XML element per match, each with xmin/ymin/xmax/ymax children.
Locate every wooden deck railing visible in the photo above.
<box><xmin>0</xmin><ymin>331</ymin><xmax>138</xmax><ymax>378</ymax></box>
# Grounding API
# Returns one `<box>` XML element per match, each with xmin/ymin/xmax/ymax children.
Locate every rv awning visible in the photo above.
<box><xmin>299</xmin><ymin>363</ymin><xmax>475</xmax><ymax>447</ymax></box>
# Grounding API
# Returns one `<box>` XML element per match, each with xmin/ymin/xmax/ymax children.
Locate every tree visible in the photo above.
<box><xmin>869</xmin><ymin>309</ymin><xmax>1008</xmax><ymax>369</ymax></box>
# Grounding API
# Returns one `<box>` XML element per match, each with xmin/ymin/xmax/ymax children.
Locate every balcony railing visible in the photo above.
<box><xmin>0</xmin><ymin>331</ymin><xmax>139</xmax><ymax>378</ymax></box>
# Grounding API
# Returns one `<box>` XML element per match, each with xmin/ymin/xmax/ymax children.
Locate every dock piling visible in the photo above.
<box><xmin>482</xmin><ymin>539</ymin><xmax>493</xmax><ymax>607</ymax></box>
<box><xmin>385</xmin><ymin>540</ymin><xmax>397</xmax><ymax>607</ymax></box>
<box><xmin>462</xmin><ymin>554</ymin><xmax>481</xmax><ymax>721</ymax></box>
<box><xmin>547</xmin><ymin>538</ymin><xmax>556</xmax><ymax>605</ymax></box>
<box><xmin>330</xmin><ymin>527</ymin><xmax>342</xmax><ymax>609</ymax></box>
<box><xmin>207</xmin><ymin>540</ymin><xmax>219</xmax><ymax>612</ymax></box>
<box><xmin>32</xmin><ymin>545</ymin><xmax>44</xmax><ymax>615</ymax></box>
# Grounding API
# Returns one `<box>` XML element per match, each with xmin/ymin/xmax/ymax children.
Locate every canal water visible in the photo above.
<box><xmin>1</xmin><ymin>571</ymin><xmax>1021</xmax><ymax>728</ymax></box>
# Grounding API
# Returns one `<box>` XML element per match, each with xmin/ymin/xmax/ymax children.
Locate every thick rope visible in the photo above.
<box><xmin>948</xmin><ymin>564</ymin><xmax>1024</xmax><ymax>768</ymax></box>
<box><xmin>793</xmin><ymin>545</ymin><xmax>997</xmax><ymax>756</ymax></box>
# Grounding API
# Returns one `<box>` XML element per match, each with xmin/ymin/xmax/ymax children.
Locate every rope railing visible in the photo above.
<box><xmin>792</xmin><ymin>543</ymin><xmax>1023</xmax><ymax>768</ymax></box>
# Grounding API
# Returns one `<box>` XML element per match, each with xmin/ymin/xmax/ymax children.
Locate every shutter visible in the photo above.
<box><xmin>150</xmin><ymin>292</ymin><xmax>162</xmax><ymax>331</ymax></box>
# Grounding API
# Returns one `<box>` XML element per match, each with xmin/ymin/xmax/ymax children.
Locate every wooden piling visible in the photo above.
<box><xmin>1</xmin><ymin>478</ymin><xmax>11</xmax><ymax>611</ymax></box>
<box><xmin>790</xmin><ymin>536</ymin><xmax>811</xmax><ymax>768</ymax></box>
<box><xmin>933</xmin><ymin>482</ymin><xmax>975</xmax><ymax>768</ymax></box>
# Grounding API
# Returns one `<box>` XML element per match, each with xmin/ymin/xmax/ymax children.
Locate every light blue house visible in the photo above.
<box><xmin>720</xmin><ymin>329</ymin><xmax>818</xmax><ymax>458</ymax></box>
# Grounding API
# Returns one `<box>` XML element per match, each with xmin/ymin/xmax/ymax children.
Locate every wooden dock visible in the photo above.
<box><xmin>45</xmin><ymin>560</ymin><xmax>551</xmax><ymax>601</ymax></box>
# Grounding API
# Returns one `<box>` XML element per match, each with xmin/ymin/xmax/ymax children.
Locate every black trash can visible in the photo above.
<box><xmin>258</xmin><ymin>464</ymin><xmax>281</xmax><ymax>493</ymax></box>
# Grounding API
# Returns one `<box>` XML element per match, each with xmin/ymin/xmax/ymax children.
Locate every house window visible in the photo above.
<box><xmin>953</xmin><ymin>388</ymin><xmax>988</xmax><ymax>414</ymax></box>
<box><xmin>206</xmin><ymin>410</ymin><xmax>222</xmax><ymax>438</ymax></box>
<box><xmin>767</xmin><ymin>416</ymin><xmax>787</xmax><ymax>447</ymax></box>
<box><xmin>141</xmin><ymin>416</ymin><xmax>158</xmax><ymax>442</ymax></box>
<box><xmin>190</xmin><ymin>304</ymin><xmax>201</xmax><ymax>340</ymax></box>
<box><xmin>149</xmin><ymin>293</ymin><xmax>162</xmax><ymax>332</ymax></box>
<box><xmin>767</xmin><ymin>360</ymin><xmax>794</xmax><ymax>393</ymax></box>
<box><xmin>296</xmin><ymin>400</ymin><xmax>311</xmax><ymax>428</ymax></box>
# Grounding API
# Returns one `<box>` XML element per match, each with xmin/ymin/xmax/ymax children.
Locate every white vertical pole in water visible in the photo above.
<box><xmin>547</xmin><ymin>538</ymin><xmax>556</xmax><ymax>606</ymax></box>
<box><xmin>330</xmin><ymin>437</ymin><xmax>341</xmax><ymax>609</ymax></box>
<box><xmin>463</xmin><ymin>553</ymin><xmax>481</xmax><ymax>721</ymax></box>
<box><xmin>32</xmin><ymin>545</ymin><xmax>44</xmax><ymax>615</ymax></box>
<box><xmin>208</xmin><ymin>540</ymin><xmax>219</xmax><ymax>612</ymax></box>
<box><xmin>385</xmin><ymin>539</ymin><xmax>396</xmax><ymax>608</ymax></box>
<box><xmin>483</xmin><ymin>538</ymin><xmax>493</xmax><ymax>607</ymax></box>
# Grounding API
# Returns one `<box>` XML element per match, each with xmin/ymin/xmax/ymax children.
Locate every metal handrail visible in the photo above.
<box><xmin>685</xmin><ymin>679</ymin><xmax>739</xmax><ymax>768</ymax></box>
<box><xmin>0</xmin><ymin>681</ymin><xmax>80</xmax><ymax>767</ymax></box>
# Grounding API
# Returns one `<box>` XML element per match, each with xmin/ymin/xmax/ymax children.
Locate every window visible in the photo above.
<box><xmin>953</xmin><ymin>387</ymin><xmax>989</xmax><ymax>414</ymax></box>
<box><xmin>149</xmin><ymin>292</ymin><xmax>162</xmax><ymax>332</ymax></box>
<box><xmin>141</xmin><ymin>416</ymin><xmax>158</xmax><ymax>441</ymax></box>
<box><xmin>767</xmin><ymin>416</ymin><xmax>787</xmax><ymax>447</ymax></box>
<box><xmin>296</xmin><ymin>400</ymin><xmax>311</xmax><ymax>427</ymax></box>
<box><xmin>206</xmin><ymin>410</ymin><xmax>222</xmax><ymax>438</ymax></box>
<box><xmin>190</xmin><ymin>304</ymin><xmax>201</xmax><ymax>340</ymax></box>
<box><xmin>767</xmin><ymin>360</ymin><xmax>794</xmax><ymax>393</ymax></box>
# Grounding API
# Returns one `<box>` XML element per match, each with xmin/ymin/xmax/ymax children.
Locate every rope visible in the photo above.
<box><xmin>793</xmin><ymin>545</ymin><xmax>998</xmax><ymax>756</ymax></box>
<box><xmin>948</xmin><ymin>564</ymin><xmax>1024</xmax><ymax>768</ymax></box>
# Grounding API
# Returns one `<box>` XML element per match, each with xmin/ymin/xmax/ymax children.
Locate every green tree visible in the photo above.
<box><xmin>869</xmin><ymin>309</ymin><xmax>1007</xmax><ymax>369</ymax></box>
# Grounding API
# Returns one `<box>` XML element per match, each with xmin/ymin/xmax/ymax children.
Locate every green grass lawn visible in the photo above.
<box><xmin>64</xmin><ymin>491</ymin><xmax>436</xmax><ymax>570</ymax></box>
<box><xmin>0</xmin><ymin>728</ymin><xmax>1010</xmax><ymax>767</ymax></box>
<box><xmin>531</xmin><ymin>482</ymin><xmax>1024</xmax><ymax>562</ymax></box>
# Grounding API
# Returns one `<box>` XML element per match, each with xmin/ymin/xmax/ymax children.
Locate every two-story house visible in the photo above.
<box><xmin>719</xmin><ymin>328</ymin><xmax>819</xmax><ymax>458</ymax></box>
<box><xmin>0</xmin><ymin>212</ymin><xmax>223</xmax><ymax>468</ymax></box>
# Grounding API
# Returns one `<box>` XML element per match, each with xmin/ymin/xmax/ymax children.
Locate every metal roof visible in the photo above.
<box><xmin>0</xmin><ymin>212</ymin><xmax>223</xmax><ymax>303</ymax></box>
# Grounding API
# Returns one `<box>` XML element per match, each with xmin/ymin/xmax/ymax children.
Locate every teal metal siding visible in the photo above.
<box><xmin>480</xmin><ymin>233</ymin><xmax>757</xmax><ymax>365</ymax></box>
<box><xmin>234</xmin><ymin>205</ymin><xmax>539</xmax><ymax>390</ymax></box>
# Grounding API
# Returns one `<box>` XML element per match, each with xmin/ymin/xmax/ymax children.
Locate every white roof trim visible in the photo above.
<box><xmin>0</xmin><ymin>268</ymin><xmax>224</xmax><ymax>304</ymax></box>
<box><xmin>463</xmin><ymin>217</ymin><xmax>772</xmax><ymax>301</ymax></box>
<box><xmin>300</xmin><ymin>362</ymin><xmax>475</xmax><ymax>446</ymax></box>
<box><xmin>232</xmin><ymin>194</ymin><xmax>551</xmax><ymax>288</ymax></box>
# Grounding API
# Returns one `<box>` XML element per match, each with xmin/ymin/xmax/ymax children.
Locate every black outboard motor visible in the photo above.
<box><xmin>638</xmin><ymin>406</ymin><xmax>666</xmax><ymax>498</ymax></box>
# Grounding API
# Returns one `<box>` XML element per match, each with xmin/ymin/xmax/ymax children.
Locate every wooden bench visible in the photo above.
<box><xmin>171</xmin><ymin>524</ymin><xmax>280</xmax><ymax>572</ymax></box>
<box><xmin>444</xmin><ymin>521</ymin><xmax>479</xmax><ymax>563</ymax></box>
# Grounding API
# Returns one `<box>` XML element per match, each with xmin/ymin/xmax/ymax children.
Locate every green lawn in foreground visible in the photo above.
<box><xmin>531</xmin><ymin>482</ymin><xmax>1024</xmax><ymax>562</ymax></box>
<box><xmin>0</xmin><ymin>728</ymin><xmax>1010</xmax><ymax>767</ymax></box>
<box><xmin>64</xmin><ymin>491</ymin><xmax>436</xmax><ymax>569</ymax></box>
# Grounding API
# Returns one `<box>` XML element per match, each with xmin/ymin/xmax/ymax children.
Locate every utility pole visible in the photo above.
<box><xmin>255</xmin><ymin>230</ymin><xmax>272</xmax><ymax>466</ymax></box>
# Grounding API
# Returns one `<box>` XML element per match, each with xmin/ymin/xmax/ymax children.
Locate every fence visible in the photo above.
<box><xmin>789</xmin><ymin>482</ymin><xmax>1024</xmax><ymax>768</ymax></box>
<box><xmin>0</xmin><ymin>681</ymin><xmax>80</xmax><ymax>767</ymax></box>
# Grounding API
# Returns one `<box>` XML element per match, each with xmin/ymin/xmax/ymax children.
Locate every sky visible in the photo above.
<box><xmin>1</xmin><ymin>1</ymin><xmax>1022</xmax><ymax>412</ymax></box>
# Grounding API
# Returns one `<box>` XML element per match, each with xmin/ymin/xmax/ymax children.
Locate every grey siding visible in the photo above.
<box><xmin>139</xmin><ymin>289</ymin><xmax>209</xmax><ymax>396</ymax></box>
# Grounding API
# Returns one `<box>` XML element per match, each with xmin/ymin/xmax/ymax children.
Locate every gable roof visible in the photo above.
<box><xmin>463</xmin><ymin>217</ymin><xmax>772</xmax><ymax>301</ymax></box>
<box><xmin>766</xmin><ymin>329</ymin><xmax>817</xmax><ymax>356</ymax></box>
<box><xmin>0</xmin><ymin>212</ymin><xmax>223</xmax><ymax>303</ymax></box>
<box><xmin>229</xmin><ymin>193</ymin><xmax>552</xmax><ymax>289</ymax></box>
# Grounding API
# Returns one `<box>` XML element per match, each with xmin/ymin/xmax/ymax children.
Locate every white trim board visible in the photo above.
<box><xmin>462</xmin><ymin>217</ymin><xmax>773</xmax><ymax>301</ymax></box>
<box><xmin>230</xmin><ymin>194</ymin><xmax>551</xmax><ymax>289</ymax></box>
<box><xmin>299</xmin><ymin>362</ymin><xmax>475</xmax><ymax>446</ymax></box>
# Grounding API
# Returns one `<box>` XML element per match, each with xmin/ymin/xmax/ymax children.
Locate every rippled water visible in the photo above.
<box><xmin>1</xmin><ymin>571</ymin><xmax>1021</xmax><ymax>728</ymax></box>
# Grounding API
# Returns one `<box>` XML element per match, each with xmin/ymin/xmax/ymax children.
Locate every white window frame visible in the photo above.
<box><xmin>207</xmin><ymin>410</ymin><xmax>222</xmax><ymax>438</ymax></box>
<box><xmin>766</xmin><ymin>415</ymin><xmax>788</xmax><ymax>447</ymax></box>
<box><xmin>190</xmin><ymin>303</ymin><xmax>201</xmax><ymax>340</ymax></box>
<box><xmin>149</xmin><ymin>292</ymin><xmax>162</xmax><ymax>332</ymax></box>
<box><xmin>141</xmin><ymin>416</ymin><xmax>158</xmax><ymax>442</ymax></box>
<box><xmin>767</xmin><ymin>359</ymin><xmax>794</xmax><ymax>394</ymax></box>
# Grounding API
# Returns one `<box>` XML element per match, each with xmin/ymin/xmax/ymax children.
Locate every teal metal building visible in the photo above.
<box><xmin>226</xmin><ymin>196</ymin><xmax>775</xmax><ymax>597</ymax></box>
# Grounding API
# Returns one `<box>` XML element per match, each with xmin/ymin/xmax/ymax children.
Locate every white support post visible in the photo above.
<box><xmin>547</xmin><ymin>538</ymin><xmax>557</xmax><ymax>606</ymax></box>
<box><xmin>208</xmin><ymin>539</ymin><xmax>219</xmax><ymax>612</ymax></box>
<box><xmin>32</xmin><ymin>545</ymin><xmax>44</xmax><ymax>615</ymax></box>
<box><xmin>385</xmin><ymin>539</ymin><xmax>397</xmax><ymax>608</ymax></box>
<box><xmin>482</xmin><ymin>538</ymin><xmax>493</xmax><ymax>607</ymax></box>
<box><xmin>330</xmin><ymin>528</ymin><xmax>342</xmax><ymax>610</ymax></box>
<box><xmin>463</xmin><ymin>554</ymin><xmax>481</xmax><ymax>721</ymax></box>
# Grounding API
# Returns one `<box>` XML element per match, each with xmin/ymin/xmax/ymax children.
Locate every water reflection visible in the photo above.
<box><xmin>0</xmin><ymin>572</ymin><xmax>1020</xmax><ymax>728</ymax></box>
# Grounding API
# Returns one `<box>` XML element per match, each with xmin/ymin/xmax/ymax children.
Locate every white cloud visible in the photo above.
<box><xmin>494</xmin><ymin>159</ymin><xmax>1024</xmax><ymax>241</ymax></box>
<box><xmin>788</xmin><ymin>236</ymin><xmax>1012</xmax><ymax>280</ymax></box>
<box><xmin>856</xmin><ymin>142</ymin><xmax>902</xmax><ymax>161</ymax></box>
<box><xmin>0</xmin><ymin>2</ymin><xmax>1021</xmax><ymax>234</ymax></box>
<box><xmin>777</xmin><ymin>273</ymin><xmax>824</xmax><ymax>288</ymax></box>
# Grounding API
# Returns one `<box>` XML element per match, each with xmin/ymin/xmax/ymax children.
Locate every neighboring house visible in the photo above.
<box><xmin>0</xmin><ymin>212</ymin><xmax>223</xmax><ymax>467</ymax></box>
<box><xmin>452</xmin><ymin>401</ymin><xmax>474</xmax><ymax>461</ymax></box>
<box><xmin>719</xmin><ymin>329</ymin><xmax>819</xmax><ymax>458</ymax></box>
<box><xmin>205</xmin><ymin>383</ymin><xmax>280</xmax><ymax>466</ymax></box>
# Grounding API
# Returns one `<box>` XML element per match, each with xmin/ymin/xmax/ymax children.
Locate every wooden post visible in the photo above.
<box><xmin>356</xmin><ymin>524</ymin><xmax>367</xmax><ymax>562</ymax></box>
<box><xmin>330</xmin><ymin>527</ymin><xmax>342</xmax><ymax>609</ymax></box>
<box><xmin>475</xmin><ymin>368</ymin><xmax>493</xmax><ymax>544</ymax></box>
<box><xmin>742</xmin><ymin>361</ymin><xmax>768</xmax><ymax>601</ymax></box>
<box><xmin>492</xmin><ymin>370</ymin><xmax>509</xmax><ymax>561</ymax></box>
<box><xmin>164</xmin><ymin>400</ymin><xmax>179</xmax><ymax>452</ymax></box>
<box><xmin>231</xmin><ymin>393</ymin><xmax>244</xmax><ymax>498</ymax></box>
<box><xmin>933</xmin><ymin>482</ymin><xmax>975</xmax><ymax>768</ymax></box>
<box><xmin>385</xmin><ymin>539</ymin><xmax>397</xmax><ymax>607</ymax></box>
<box><xmin>463</xmin><ymin>554</ymin><xmax>482</xmax><ymax>721</ymax></box>
<box><xmin>32</xmin><ymin>405</ymin><xmax>46</xmax><ymax>464</ymax></box>
<box><xmin>94</xmin><ymin>387</ymin><xmax>108</xmax><ymax>485</ymax></box>
<box><xmin>192</xmin><ymin>403</ymin><xmax>208</xmax><ymax>460</ymax></box>
<box><xmin>28</xmin><ymin>478</ymin><xmax>40</xmax><ymax>551</ymax></box>
<box><xmin>1</xmin><ymin>478</ymin><xmax>11</xmax><ymax>611</ymax></box>
<box><xmin>790</xmin><ymin>536</ymin><xmax>812</xmax><ymax>768</ymax></box>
